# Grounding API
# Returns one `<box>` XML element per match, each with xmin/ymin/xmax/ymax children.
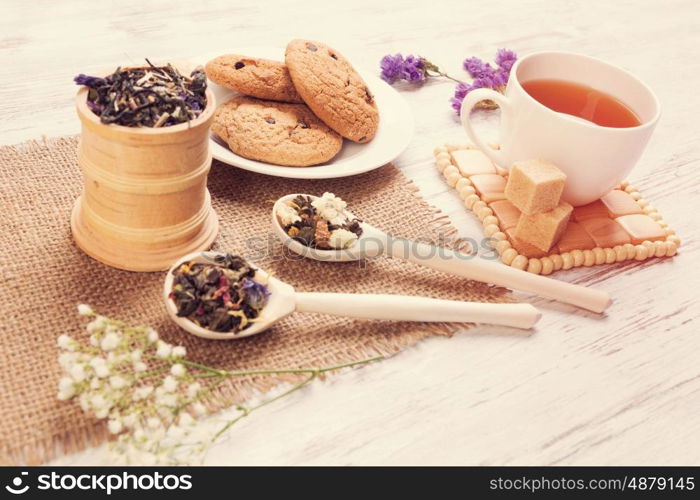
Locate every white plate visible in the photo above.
<box><xmin>197</xmin><ymin>46</ymin><xmax>414</xmax><ymax>179</ymax></box>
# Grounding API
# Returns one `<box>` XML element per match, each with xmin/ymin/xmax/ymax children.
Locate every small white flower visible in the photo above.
<box><xmin>91</xmin><ymin>394</ymin><xmax>108</xmax><ymax>410</ymax></box>
<box><xmin>147</xmin><ymin>328</ymin><xmax>159</xmax><ymax>344</ymax></box>
<box><xmin>170</xmin><ymin>364</ymin><xmax>186</xmax><ymax>378</ymax></box>
<box><xmin>147</xmin><ymin>417</ymin><xmax>162</xmax><ymax>430</ymax></box>
<box><xmin>130</xmin><ymin>349</ymin><xmax>142</xmax><ymax>362</ymax></box>
<box><xmin>94</xmin><ymin>364</ymin><xmax>110</xmax><ymax>378</ymax></box>
<box><xmin>104</xmin><ymin>324</ymin><xmax>119</xmax><ymax>335</ymax></box>
<box><xmin>158</xmin><ymin>393</ymin><xmax>178</xmax><ymax>408</ymax></box>
<box><xmin>89</xmin><ymin>334</ymin><xmax>99</xmax><ymax>347</ymax></box>
<box><xmin>179</xmin><ymin>413</ymin><xmax>195</xmax><ymax>427</ymax></box>
<box><xmin>86</xmin><ymin>316</ymin><xmax>106</xmax><ymax>334</ymax></box>
<box><xmin>57</xmin><ymin>334</ymin><xmax>75</xmax><ymax>350</ymax></box>
<box><xmin>79</xmin><ymin>393</ymin><xmax>90</xmax><ymax>411</ymax></box>
<box><xmin>90</xmin><ymin>378</ymin><xmax>102</xmax><ymax>390</ymax></box>
<box><xmin>277</xmin><ymin>202</ymin><xmax>302</xmax><ymax>226</ymax></box>
<box><xmin>122</xmin><ymin>414</ymin><xmax>137</xmax><ymax>428</ymax></box>
<box><xmin>171</xmin><ymin>346</ymin><xmax>186</xmax><ymax>358</ymax></box>
<box><xmin>58</xmin><ymin>352</ymin><xmax>77</xmax><ymax>370</ymax></box>
<box><xmin>108</xmin><ymin>419</ymin><xmax>123</xmax><ymax>434</ymax></box>
<box><xmin>157</xmin><ymin>406</ymin><xmax>174</xmax><ymax>419</ymax></box>
<box><xmin>162</xmin><ymin>376</ymin><xmax>178</xmax><ymax>392</ymax></box>
<box><xmin>186</xmin><ymin>382</ymin><xmax>201</xmax><ymax>399</ymax></box>
<box><xmin>328</xmin><ymin>228</ymin><xmax>359</xmax><ymax>249</ymax></box>
<box><xmin>192</xmin><ymin>402</ymin><xmax>207</xmax><ymax>416</ymax></box>
<box><xmin>133</xmin><ymin>361</ymin><xmax>147</xmax><ymax>372</ymax></box>
<box><xmin>89</xmin><ymin>356</ymin><xmax>106</xmax><ymax>369</ymax></box>
<box><xmin>100</xmin><ymin>332</ymin><xmax>120</xmax><ymax>351</ymax></box>
<box><xmin>156</xmin><ymin>341</ymin><xmax>172</xmax><ymax>359</ymax></box>
<box><xmin>109</xmin><ymin>375</ymin><xmax>128</xmax><ymax>389</ymax></box>
<box><xmin>133</xmin><ymin>385</ymin><xmax>154</xmax><ymax>401</ymax></box>
<box><xmin>77</xmin><ymin>304</ymin><xmax>94</xmax><ymax>316</ymax></box>
<box><xmin>311</xmin><ymin>192</ymin><xmax>348</xmax><ymax>224</ymax></box>
<box><xmin>107</xmin><ymin>352</ymin><xmax>127</xmax><ymax>365</ymax></box>
<box><xmin>70</xmin><ymin>363</ymin><xmax>87</xmax><ymax>382</ymax></box>
<box><xmin>95</xmin><ymin>407</ymin><xmax>110</xmax><ymax>419</ymax></box>
<box><xmin>59</xmin><ymin>376</ymin><xmax>74</xmax><ymax>391</ymax></box>
<box><xmin>57</xmin><ymin>377</ymin><xmax>76</xmax><ymax>400</ymax></box>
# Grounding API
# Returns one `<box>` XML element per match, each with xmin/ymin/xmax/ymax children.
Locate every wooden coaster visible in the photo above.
<box><xmin>435</xmin><ymin>143</ymin><xmax>680</xmax><ymax>275</ymax></box>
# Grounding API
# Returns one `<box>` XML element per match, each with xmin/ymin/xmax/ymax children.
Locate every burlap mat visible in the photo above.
<box><xmin>0</xmin><ymin>137</ymin><xmax>510</xmax><ymax>464</ymax></box>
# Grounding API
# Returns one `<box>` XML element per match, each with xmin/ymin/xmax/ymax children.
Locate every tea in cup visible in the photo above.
<box><xmin>460</xmin><ymin>51</ymin><xmax>660</xmax><ymax>206</ymax></box>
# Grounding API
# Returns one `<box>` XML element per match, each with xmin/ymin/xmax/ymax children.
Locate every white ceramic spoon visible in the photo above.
<box><xmin>272</xmin><ymin>194</ymin><xmax>612</xmax><ymax>313</ymax></box>
<box><xmin>163</xmin><ymin>251</ymin><xmax>541</xmax><ymax>339</ymax></box>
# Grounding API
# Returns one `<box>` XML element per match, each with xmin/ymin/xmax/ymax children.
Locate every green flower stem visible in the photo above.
<box><xmin>426</xmin><ymin>70</ymin><xmax>466</xmax><ymax>84</ymax></box>
<box><xmin>168</xmin><ymin>358</ymin><xmax>228</xmax><ymax>376</ymax></box>
<box><xmin>170</xmin><ymin>355</ymin><xmax>384</xmax><ymax>379</ymax></box>
<box><xmin>422</xmin><ymin>60</ymin><xmax>467</xmax><ymax>84</ymax></box>
<box><xmin>173</xmin><ymin>374</ymin><xmax>228</xmax><ymax>415</ymax></box>
<box><xmin>135</xmin><ymin>365</ymin><xmax>171</xmax><ymax>380</ymax></box>
<box><xmin>205</xmin><ymin>355</ymin><xmax>383</xmax><ymax>446</ymax></box>
<box><xmin>210</xmin><ymin>372</ymin><xmax>317</xmax><ymax>444</ymax></box>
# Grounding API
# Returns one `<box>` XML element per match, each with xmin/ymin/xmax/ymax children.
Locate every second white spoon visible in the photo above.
<box><xmin>163</xmin><ymin>252</ymin><xmax>541</xmax><ymax>339</ymax></box>
<box><xmin>272</xmin><ymin>194</ymin><xmax>612</xmax><ymax>313</ymax></box>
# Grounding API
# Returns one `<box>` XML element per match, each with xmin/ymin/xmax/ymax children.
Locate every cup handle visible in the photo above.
<box><xmin>460</xmin><ymin>88</ymin><xmax>511</xmax><ymax>167</ymax></box>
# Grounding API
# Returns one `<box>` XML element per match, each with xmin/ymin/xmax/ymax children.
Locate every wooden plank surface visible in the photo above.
<box><xmin>1</xmin><ymin>0</ymin><xmax>698</xmax><ymax>465</ymax></box>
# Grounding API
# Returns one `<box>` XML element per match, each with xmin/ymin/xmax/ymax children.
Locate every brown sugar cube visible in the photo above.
<box><xmin>505</xmin><ymin>160</ymin><xmax>567</xmax><ymax>214</ymax></box>
<box><xmin>514</xmin><ymin>201</ymin><xmax>573</xmax><ymax>252</ymax></box>
<box><xmin>615</xmin><ymin>214</ymin><xmax>666</xmax><ymax>244</ymax></box>
<box><xmin>600</xmin><ymin>190</ymin><xmax>643</xmax><ymax>217</ymax></box>
<box><xmin>489</xmin><ymin>200</ymin><xmax>521</xmax><ymax>229</ymax></box>
<box><xmin>579</xmin><ymin>217</ymin><xmax>631</xmax><ymax>247</ymax></box>
<box><xmin>450</xmin><ymin>149</ymin><xmax>497</xmax><ymax>177</ymax></box>
<box><xmin>573</xmin><ymin>200</ymin><xmax>609</xmax><ymax>222</ymax></box>
<box><xmin>557</xmin><ymin>221</ymin><xmax>596</xmax><ymax>253</ymax></box>
<box><xmin>506</xmin><ymin>228</ymin><xmax>547</xmax><ymax>258</ymax></box>
<box><xmin>470</xmin><ymin>174</ymin><xmax>507</xmax><ymax>202</ymax></box>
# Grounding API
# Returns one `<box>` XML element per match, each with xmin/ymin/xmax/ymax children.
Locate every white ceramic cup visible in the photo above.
<box><xmin>460</xmin><ymin>51</ymin><xmax>661</xmax><ymax>206</ymax></box>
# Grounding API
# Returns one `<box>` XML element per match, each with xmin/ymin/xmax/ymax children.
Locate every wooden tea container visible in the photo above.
<box><xmin>71</xmin><ymin>86</ymin><xmax>219</xmax><ymax>272</ymax></box>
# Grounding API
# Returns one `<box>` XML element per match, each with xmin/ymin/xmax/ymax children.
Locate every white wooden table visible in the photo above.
<box><xmin>1</xmin><ymin>0</ymin><xmax>699</xmax><ymax>465</ymax></box>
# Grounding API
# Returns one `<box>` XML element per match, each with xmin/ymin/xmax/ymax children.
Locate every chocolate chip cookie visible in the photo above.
<box><xmin>205</xmin><ymin>54</ymin><xmax>303</xmax><ymax>103</ymax></box>
<box><xmin>285</xmin><ymin>39</ymin><xmax>379</xmax><ymax>143</ymax></box>
<box><xmin>211</xmin><ymin>96</ymin><xmax>343</xmax><ymax>167</ymax></box>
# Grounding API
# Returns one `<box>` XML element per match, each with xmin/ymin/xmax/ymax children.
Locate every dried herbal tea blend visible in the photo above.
<box><xmin>74</xmin><ymin>59</ymin><xmax>207</xmax><ymax>127</ymax></box>
<box><xmin>277</xmin><ymin>192</ymin><xmax>363</xmax><ymax>249</ymax></box>
<box><xmin>169</xmin><ymin>254</ymin><xmax>270</xmax><ymax>334</ymax></box>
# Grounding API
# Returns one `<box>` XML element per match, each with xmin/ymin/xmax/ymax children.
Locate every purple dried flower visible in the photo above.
<box><xmin>380</xmin><ymin>48</ymin><xmax>516</xmax><ymax>116</ymax></box>
<box><xmin>462</xmin><ymin>57</ymin><xmax>495</xmax><ymax>79</ymax></box>
<box><xmin>380</xmin><ymin>53</ymin><xmax>445</xmax><ymax>85</ymax></box>
<box><xmin>452</xmin><ymin>49</ymin><xmax>517</xmax><ymax>116</ymax></box>
<box><xmin>472</xmin><ymin>75</ymin><xmax>494</xmax><ymax>89</ymax></box>
<box><xmin>453</xmin><ymin>82</ymin><xmax>470</xmax><ymax>100</ymax></box>
<box><xmin>74</xmin><ymin>74</ymin><xmax>106</xmax><ymax>88</ymax></box>
<box><xmin>380</xmin><ymin>54</ymin><xmax>406</xmax><ymax>84</ymax></box>
<box><xmin>86</xmin><ymin>101</ymin><xmax>104</xmax><ymax>114</ymax></box>
<box><xmin>492</xmin><ymin>69</ymin><xmax>509</xmax><ymax>89</ymax></box>
<box><xmin>450</xmin><ymin>82</ymin><xmax>471</xmax><ymax>114</ymax></box>
<box><xmin>495</xmin><ymin>49</ymin><xmax>517</xmax><ymax>72</ymax></box>
<box><xmin>401</xmin><ymin>55</ymin><xmax>426</xmax><ymax>83</ymax></box>
<box><xmin>242</xmin><ymin>278</ymin><xmax>270</xmax><ymax>309</ymax></box>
